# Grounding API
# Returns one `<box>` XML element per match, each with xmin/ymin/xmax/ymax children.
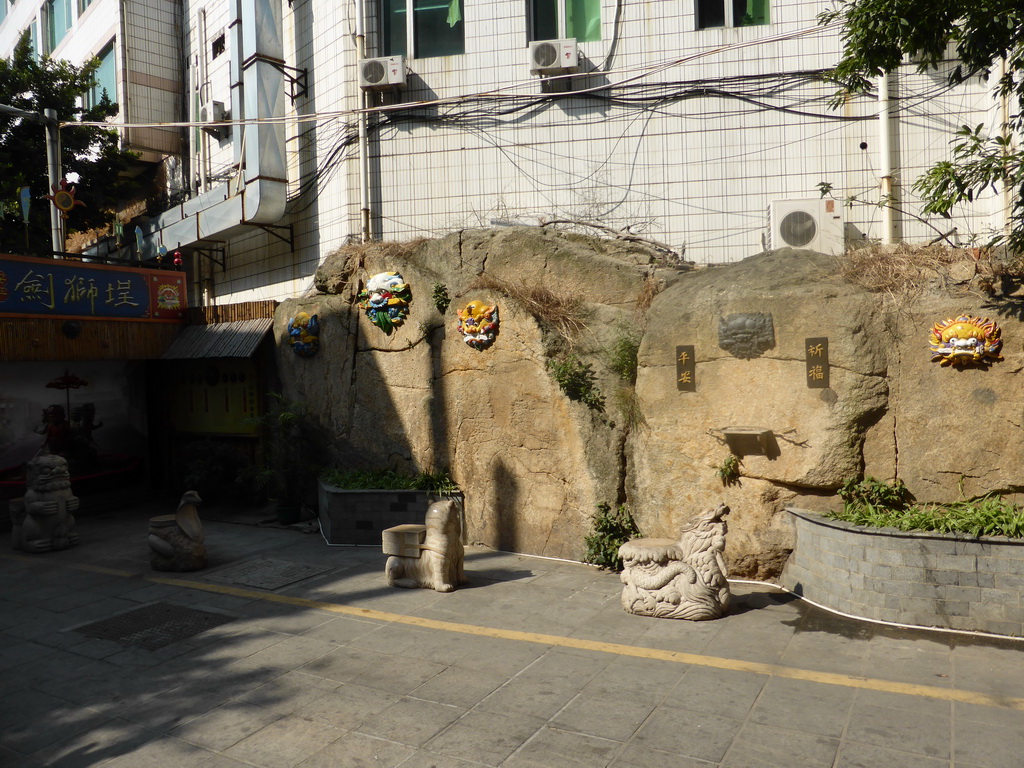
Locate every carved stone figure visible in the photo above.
<box><xmin>619</xmin><ymin>504</ymin><xmax>730</xmax><ymax>620</ymax></box>
<box><xmin>11</xmin><ymin>454</ymin><xmax>80</xmax><ymax>553</ymax></box>
<box><xmin>718</xmin><ymin>313</ymin><xmax>775</xmax><ymax>359</ymax></box>
<box><xmin>148</xmin><ymin>490</ymin><xmax>207</xmax><ymax>571</ymax></box>
<box><xmin>385</xmin><ymin>498</ymin><xmax>467</xmax><ymax>592</ymax></box>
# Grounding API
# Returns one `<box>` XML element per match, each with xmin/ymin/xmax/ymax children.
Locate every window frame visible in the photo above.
<box><xmin>379</xmin><ymin>0</ymin><xmax>465</xmax><ymax>59</ymax></box>
<box><xmin>85</xmin><ymin>41</ymin><xmax>116</xmax><ymax>110</ymax></box>
<box><xmin>694</xmin><ymin>0</ymin><xmax>769</xmax><ymax>31</ymax></box>
<box><xmin>528</xmin><ymin>0</ymin><xmax>601</xmax><ymax>43</ymax></box>
<box><xmin>43</xmin><ymin>0</ymin><xmax>73</xmax><ymax>53</ymax></box>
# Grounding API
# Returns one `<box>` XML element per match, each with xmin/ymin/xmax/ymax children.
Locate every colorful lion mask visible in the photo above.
<box><xmin>357</xmin><ymin>271</ymin><xmax>412</xmax><ymax>335</ymax></box>
<box><xmin>288</xmin><ymin>312</ymin><xmax>320</xmax><ymax>357</ymax></box>
<box><xmin>929</xmin><ymin>315</ymin><xmax>1002</xmax><ymax>367</ymax></box>
<box><xmin>456</xmin><ymin>300</ymin><xmax>499</xmax><ymax>349</ymax></box>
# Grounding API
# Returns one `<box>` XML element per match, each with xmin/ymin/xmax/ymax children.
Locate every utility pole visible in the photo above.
<box><xmin>0</xmin><ymin>103</ymin><xmax>62</xmax><ymax>255</ymax></box>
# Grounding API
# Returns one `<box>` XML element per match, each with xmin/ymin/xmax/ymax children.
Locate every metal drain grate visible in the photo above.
<box><xmin>74</xmin><ymin>603</ymin><xmax>235</xmax><ymax>650</ymax></box>
<box><xmin>205</xmin><ymin>559</ymin><xmax>332</xmax><ymax>590</ymax></box>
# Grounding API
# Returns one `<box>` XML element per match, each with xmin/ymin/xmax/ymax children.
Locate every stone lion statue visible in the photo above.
<box><xmin>11</xmin><ymin>454</ymin><xmax>80</xmax><ymax>553</ymax></box>
<box><xmin>618</xmin><ymin>504</ymin><xmax>730</xmax><ymax>620</ymax></box>
<box><xmin>385</xmin><ymin>498</ymin><xmax>467</xmax><ymax>592</ymax></box>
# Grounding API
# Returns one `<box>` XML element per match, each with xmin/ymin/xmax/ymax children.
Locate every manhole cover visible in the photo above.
<box><xmin>206</xmin><ymin>559</ymin><xmax>333</xmax><ymax>590</ymax></box>
<box><xmin>75</xmin><ymin>603</ymin><xmax>235</xmax><ymax>650</ymax></box>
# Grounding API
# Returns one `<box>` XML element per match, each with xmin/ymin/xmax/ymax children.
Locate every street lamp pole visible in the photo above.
<box><xmin>0</xmin><ymin>103</ymin><xmax>62</xmax><ymax>254</ymax></box>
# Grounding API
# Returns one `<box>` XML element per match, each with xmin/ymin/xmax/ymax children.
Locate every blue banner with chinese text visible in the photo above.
<box><xmin>0</xmin><ymin>254</ymin><xmax>186</xmax><ymax>321</ymax></box>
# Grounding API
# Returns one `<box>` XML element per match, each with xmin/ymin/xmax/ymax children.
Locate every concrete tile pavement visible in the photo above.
<box><xmin>0</xmin><ymin>500</ymin><xmax>1023</xmax><ymax>768</ymax></box>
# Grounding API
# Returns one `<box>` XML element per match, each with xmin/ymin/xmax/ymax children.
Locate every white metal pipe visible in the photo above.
<box><xmin>878</xmin><ymin>72</ymin><xmax>895</xmax><ymax>244</ymax></box>
<box><xmin>356</xmin><ymin>0</ymin><xmax>371</xmax><ymax>242</ymax></box>
<box><xmin>44</xmin><ymin>108</ymin><xmax>62</xmax><ymax>254</ymax></box>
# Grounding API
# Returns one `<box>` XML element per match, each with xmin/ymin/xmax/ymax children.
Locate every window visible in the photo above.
<box><xmin>0</xmin><ymin>1</ymin><xmax>8</xmax><ymax>25</ymax></box>
<box><xmin>44</xmin><ymin>0</ymin><xmax>73</xmax><ymax>52</ymax></box>
<box><xmin>380</xmin><ymin>0</ymin><xmax>464</xmax><ymax>58</ymax></box>
<box><xmin>530</xmin><ymin>0</ymin><xmax>600</xmax><ymax>42</ymax></box>
<box><xmin>696</xmin><ymin>0</ymin><xmax>769</xmax><ymax>29</ymax></box>
<box><xmin>86</xmin><ymin>43</ymin><xmax>116</xmax><ymax>108</ymax></box>
<box><xmin>78</xmin><ymin>0</ymin><xmax>92</xmax><ymax>14</ymax></box>
<box><xmin>211</xmin><ymin>32</ymin><xmax>225</xmax><ymax>59</ymax></box>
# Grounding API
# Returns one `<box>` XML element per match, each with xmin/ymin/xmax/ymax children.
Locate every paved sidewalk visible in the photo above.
<box><xmin>1</xmin><ymin>499</ymin><xmax>1023</xmax><ymax>768</ymax></box>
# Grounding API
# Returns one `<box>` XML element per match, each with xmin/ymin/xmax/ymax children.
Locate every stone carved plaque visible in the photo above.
<box><xmin>718</xmin><ymin>313</ymin><xmax>775</xmax><ymax>359</ymax></box>
<box><xmin>805</xmin><ymin>337</ymin><xmax>829</xmax><ymax>388</ymax></box>
<box><xmin>676</xmin><ymin>345</ymin><xmax>695</xmax><ymax>392</ymax></box>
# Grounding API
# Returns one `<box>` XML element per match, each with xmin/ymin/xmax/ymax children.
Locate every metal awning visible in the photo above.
<box><xmin>162</xmin><ymin>318</ymin><xmax>273</xmax><ymax>359</ymax></box>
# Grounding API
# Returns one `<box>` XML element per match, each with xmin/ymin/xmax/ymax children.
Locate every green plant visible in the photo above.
<box><xmin>548</xmin><ymin>353</ymin><xmax>605</xmax><ymax>412</ymax></box>
<box><xmin>432</xmin><ymin>282</ymin><xmax>451</xmax><ymax>314</ymax></box>
<box><xmin>717</xmin><ymin>454</ymin><xmax>741</xmax><ymax>487</ymax></box>
<box><xmin>584</xmin><ymin>503</ymin><xmax>641</xmax><ymax>571</ymax></box>
<box><xmin>607</xmin><ymin>330</ymin><xmax>640</xmax><ymax>384</ymax></box>
<box><xmin>612</xmin><ymin>385</ymin><xmax>647</xmax><ymax>432</ymax></box>
<box><xmin>247</xmin><ymin>394</ymin><xmax>324</xmax><ymax>509</ymax></box>
<box><xmin>838</xmin><ymin>476</ymin><xmax>911</xmax><ymax>513</ymax></box>
<box><xmin>320</xmin><ymin>467</ymin><xmax>460</xmax><ymax>496</ymax></box>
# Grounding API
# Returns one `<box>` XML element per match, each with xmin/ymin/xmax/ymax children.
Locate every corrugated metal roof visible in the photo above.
<box><xmin>162</xmin><ymin>318</ymin><xmax>273</xmax><ymax>359</ymax></box>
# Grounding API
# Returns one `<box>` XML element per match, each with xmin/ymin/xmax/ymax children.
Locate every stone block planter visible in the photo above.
<box><xmin>780</xmin><ymin>507</ymin><xmax>1024</xmax><ymax>637</ymax></box>
<box><xmin>318</xmin><ymin>481</ymin><xmax>431</xmax><ymax>545</ymax></box>
<box><xmin>317</xmin><ymin>481</ymin><xmax>464</xmax><ymax>546</ymax></box>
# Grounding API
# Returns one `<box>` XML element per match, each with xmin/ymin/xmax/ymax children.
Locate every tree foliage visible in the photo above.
<box><xmin>820</xmin><ymin>0</ymin><xmax>1024</xmax><ymax>250</ymax></box>
<box><xmin>0</xmin><ymin>31</ymin><xmax>137</xmax><ymax>254</ymax></box>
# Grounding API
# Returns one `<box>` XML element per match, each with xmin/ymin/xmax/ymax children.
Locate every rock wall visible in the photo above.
<box><xmin>276</xmin><ymin>228</ymin><xmax>1024</xmax><ymax>579</ymax></box>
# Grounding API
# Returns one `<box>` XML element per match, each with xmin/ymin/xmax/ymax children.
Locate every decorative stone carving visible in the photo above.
<box><xmin>718</xmin><ymin>313</ymin><xmax>775</xmax><ymax>359</ymax></box>
<box><xmin>619</xmin><ymin>504</ymin><xmax>730</xmax><ymax>620</ymax></box>
<box><xmin>358</xmin><ymin>271</ymin><xmax>412</xmax><ymax>335</ymax></box>
<box><xmin>148</xmin><ymin>490</ymin><xmax>207</xmax><ymax>572</ymax></box>
<box><xmin>384</xmin><ymin>498</ymin><xmax>467</xmax><ymax>592</ymax></box>
<box><xmin>929</xmin><ymin>315</ymin><xmax>1002</xmax><ymax>368</ymax></box>
<box><xmin>456</xmin><ymin>300</ymin><xmax>499</xmax><ymax>349</ymax></box>
<box><xmin>10</xmin><ymin>454</ymin><xmax>80</xmax><ymax>553</ymax></box>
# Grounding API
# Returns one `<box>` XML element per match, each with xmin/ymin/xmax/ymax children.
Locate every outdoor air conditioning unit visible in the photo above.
<box><xmin>359</xmin><ymin>56</ymin><xmax>406</xmax><ymax>90</ymax></box>
<box><xmin>769</xmin><ymin>198</ymin><xmax>845</xmax><ymax>254</ymax></box>
<box><xmin>529</xmin><ymin>39</ymin><xmax>578</xmax><ymax>75</ymax></box>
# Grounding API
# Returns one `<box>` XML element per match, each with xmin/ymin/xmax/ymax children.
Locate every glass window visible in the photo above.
<box><xmin>45</xmin><ymin>0</ymin><xmax>73</xmax><ymax>52</ymax></box>
<box><xmin>0</xmin><ymin>2</ymin><xmax>8</xmax><ymax>25</ymax></box>
<box><xmin>696</xmin><ymin>0</ymin><xmax>769</xmax><ymax>30</ymax></box>
<box><xmin>78</xmin><ymin>0</ymin><xmax>92</xmax><ymax>14</ymax></box>
<box><xmin>530</xmin><ymin>0</ymin><xmax>600</xmax><ymax>42</ymax></box>
<box><xmin>87</xmin><ymin>43</ymin><xmax>116</xmax><ymax>108</ymax></box>
<box><xmin>380</xmin><ymin>0</ymin><xmax>464</xmax><ymax>58</ymax></box>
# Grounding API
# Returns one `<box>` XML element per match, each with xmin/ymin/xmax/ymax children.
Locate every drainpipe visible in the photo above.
<box><xmin>355</xmin><ymin>0</ymin><xmax>371</xmax><ymax>242</ymax></box>
<box><xmin>999</xmin><ymin>58</ymin><xmax>1013</xmax><ymax>240</ymax></box>
<box><xmin>197</xmin><ymin>9</ymin><xmax>210</xmax><ymax>193</ymax></box>
<box><xmin>878</xmin><ymin>72</ymin><xmax>895</xmax><ymax>244</ymax></box>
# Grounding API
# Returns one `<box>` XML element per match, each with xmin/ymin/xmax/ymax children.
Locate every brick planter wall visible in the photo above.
<box><xmin>318</xmin><ymin>482</ymin><xmax>431</xmax><ymax>546</ymax></box>
<box><xmin>780</xmin><ymin>507</ymin><xmax>1024</xmax><ymax>637</ymax></box>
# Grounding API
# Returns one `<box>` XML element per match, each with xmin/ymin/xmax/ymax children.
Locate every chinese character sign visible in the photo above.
<box><xmin>0</xmin><ymin>255</ymin><xmax>186</xmax><ymax>321</ymax></box>
<box><xmin>805</xmin><ymin>337</ymin><xmax>829</xmax><ymax>388</ymax></box>
<box><xmin>676</xmin><ymin>345</ymin><xmax>696</xmax><ymax>392</ymax></box>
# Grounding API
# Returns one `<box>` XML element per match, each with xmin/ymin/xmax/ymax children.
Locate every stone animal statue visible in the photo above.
<box><xmin>11</xmin><ymin>454</ymin><xmax>80</xmax><ymax>553</ymax></box>
<box><xmin>148</xmin><ymin>490</ymin><xmax>207</xmax><ymax>571</ymax></box>
<box><xmin>618</xmin><ymin>504</ymin><xmax>731</xmax><ymax>620</ymax></box>
<box><xmin>385</xmin><ymin>498</ymin><xmax>467</xmax><ymax>592</ymax></box>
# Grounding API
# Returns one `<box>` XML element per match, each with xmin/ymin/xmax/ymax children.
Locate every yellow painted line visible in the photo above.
<box><xmin>6</xmin><ymin>552</ymin><xmax>1024</xmax><ymax>712</ymax></box>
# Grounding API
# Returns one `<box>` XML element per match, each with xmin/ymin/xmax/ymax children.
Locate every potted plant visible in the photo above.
<box><xmin>249</xmin><ymin>394</ymin><xmax>323</xmax><ymax>524</ymax></box>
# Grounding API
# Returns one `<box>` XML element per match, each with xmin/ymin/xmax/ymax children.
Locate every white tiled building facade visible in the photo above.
<box><xmin>0</xmin><ymin>0</ymin><xmax>1010</xmax><ymax>305</ymax></box>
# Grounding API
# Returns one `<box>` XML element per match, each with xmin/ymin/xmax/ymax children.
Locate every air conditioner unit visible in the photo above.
<box><xmin>529</xmin><ymin>39</ymin><xmax>577</xmax><ymax>75</ymax></box>
<box><xmin>769</xmin><ymin>198</ymin><xmax>845</xmax><ymax>254</ymax></box>
<box><xmin>200</xmin><ymin>100</ymin><xmax>230</xmax><ymax>140</ymax></box>
<box><xmin>359</xmin><ymin>56</ymin><xmax>406</xmax><ymax>90</ymax></box>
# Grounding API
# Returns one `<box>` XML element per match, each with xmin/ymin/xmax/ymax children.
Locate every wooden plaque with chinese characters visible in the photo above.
<box><xmin>805</xmin><ymin>337</ymin><xmax>829</xmax><ymax>388</ymax></box>
<box><xmin>676</xmin><ymin>345</ymin><xmax>696</xmax><ymax>392</ymax></box>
